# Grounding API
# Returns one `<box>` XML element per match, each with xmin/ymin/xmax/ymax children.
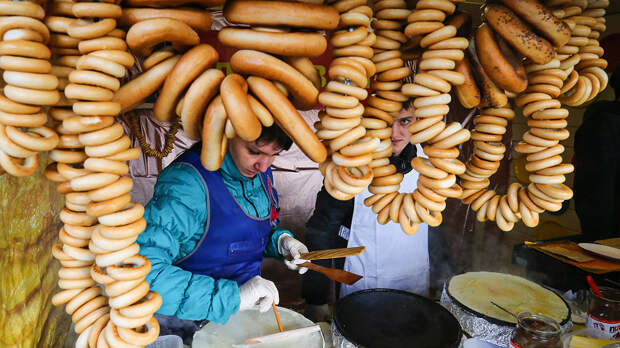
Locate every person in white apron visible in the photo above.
<box><xmin>302</xmin><ymin>102</ymin><xmax>429</xmax><ymax>321</ymax></box>
<box><xmin>340</xmin><ymin>121</ymin><xmax>429</xmax><ymax>298</ymax></box>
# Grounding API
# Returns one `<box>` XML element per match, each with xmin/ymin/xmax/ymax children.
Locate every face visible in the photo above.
<box><xmin>228</xmin><ymin>137</ymin><xmax>283</xmax><ymax>178</ymax></box>
<box><xmin>391</xmin><ymin>107</ymin><xmax>415</xmax><ymax>156</ymax></box>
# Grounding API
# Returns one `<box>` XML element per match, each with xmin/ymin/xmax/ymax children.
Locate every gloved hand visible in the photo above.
<box><xmin>238</xmin><ymin>275</ymin><xmax>279</xmax><ymax>312</ymax></box>
<box><xmin>277</xmin><ymin>234</ymin><xmax>309</xmax><ymax>275</ymax></box>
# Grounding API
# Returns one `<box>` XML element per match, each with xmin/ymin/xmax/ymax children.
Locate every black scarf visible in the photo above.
<box><xmin>389</xmin><ymin>143</ymin><xmax>417</xmax><ymax>175</ymax></box>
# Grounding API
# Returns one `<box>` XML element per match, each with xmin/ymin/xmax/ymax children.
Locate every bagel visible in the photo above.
<box><xmin>120</xmin><ymin>7</ymin><xmax>212</xmax><ymax>32</ymax></box>
<box><xmin>219</xmin><ymin>28</ymin><xmax>326</xmax><ymax>57</ymax></box>
<box><xmin>499</xmin><ymin>0</ymin><xmax>570</xmax><ymax>47</ymax></box>
<box><xmin>113</xmin><ymin>55</ymin><xmax>179</xmax><ymax>113</ymax></box>
<box><xmin>248</xmin><ymin>76</ymin><xmax>326</xmax><ymax>163</ymax></box>
<box><xmin>126</xmin><ymin>18</ymin><xmax>199</xmax><ymax>57</ymax></box>
<box><xmin>154</xmin><ymin>44</ymin><xmax>218</xmax><ymax>121</ymax></box>
<box><xmin>470</xmin><ymin>49</ymin><xmax>507</xmax><ymax>108</ymax></box>
<box><xmin>453</xmin><ymin>55</ymin><xmax>480</xmax><ymax>109</ymax></box>
<box><xmin>230</xmin><ymin>50</ymin><xmax>318</xmax><ymax>110</ymax></box>
<box><xmin>224</xmin><ymin>0</ymin><xmax>339</xmax><ymax>30</ymax></box>
<box><xmin>475</xmin><ymin>23</ymin><xmax>527</xmax><ymax>93</ymax></box>
<box><xmin>484</xmin><ymin>4</ymin><xmax>554</xmax><ymax>65</ymax></box>
<box><xmin>125</xmin><ymin>0</ymin><xmax>225</xmax><ymax>7</ymax></box>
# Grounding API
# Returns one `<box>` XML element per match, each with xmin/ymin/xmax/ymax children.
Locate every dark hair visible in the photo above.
<box><xmin>256</xmin><ymin>124</ymin><xmax>293</xmax><ymax>151</ymax></box>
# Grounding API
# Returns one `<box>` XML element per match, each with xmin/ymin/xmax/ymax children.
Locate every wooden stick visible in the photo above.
<box><xmin>300</xmin><ymin>247</ymin><xmax>366</xmax><ymax>261</ymax></box>
<box><xmin>272</xmin><ymin>302</ymin><xmax>283</xmax><ymax>332</ymax></box>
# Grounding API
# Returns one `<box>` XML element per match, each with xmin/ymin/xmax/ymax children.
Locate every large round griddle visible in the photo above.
<box><xmin>334</xmin><ymin>289</ymin><xmax>462</xmax><ymax>348</ymax></box>
<box><xmin>445</xmin><ymin>272</ymin><xmax>571</xmax><ymax>327</ymax></box>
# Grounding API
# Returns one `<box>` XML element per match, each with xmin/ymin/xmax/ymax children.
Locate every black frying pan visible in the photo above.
<box><xmin>334</xmin><ymin>289</ymin><xmax>462</xmax><ymax>348</ymax></box>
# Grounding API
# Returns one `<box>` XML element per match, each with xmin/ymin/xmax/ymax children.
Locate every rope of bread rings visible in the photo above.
<box><xmin>547</xmin><ymin>0</ymin><xmax>609</xmax><ymax>106</ymax></box>
<box><xmin>355</xmin><ymin>0</ymin><xmax>471</xmax><ymax>235</ymax></box>
<box><xmin>315</xmin><ymin>0</ymin><xmax>377</xmax><ymax>199</ymax></box>
<box><xmin>449</xmin><ymin>0</ymin><xmax>608</xmax><ymax>231</ymax></box>
<box><xmin>48</xmin><ymin>2</ymin><xmax>162</xmax><ymax>346</ymax></box>
<box><xmin>0</xmin><ymin>0</ymin><xmax>60</xmax><ymax>176</ymax></box>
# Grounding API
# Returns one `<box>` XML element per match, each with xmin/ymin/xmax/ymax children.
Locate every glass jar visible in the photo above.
<box><xmin>509</xmin><ymin>312</ymin><xmax>562</xmax><ymax>348</ymax></box>
<box><xmin>586</xmin><ymin>286</ymin><xmax>620</xmax><ymax>340</ymax></box>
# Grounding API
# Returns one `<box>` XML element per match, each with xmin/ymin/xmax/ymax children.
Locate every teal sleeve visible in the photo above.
<box><xmin>263</xmin><ymin>227</ymin><xmax>293</xmax><ymax>259</ymax></box>
<box><xmin>138</xmin><ymin>164</ymin><xmax>240</xmax><ymax>323</ymax></box>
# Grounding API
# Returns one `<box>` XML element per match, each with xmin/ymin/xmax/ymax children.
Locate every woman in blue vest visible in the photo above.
<box><xmin>137</xmin><ymin>125</ymin><xmax>309</xmax><ymax>344</ymax></box>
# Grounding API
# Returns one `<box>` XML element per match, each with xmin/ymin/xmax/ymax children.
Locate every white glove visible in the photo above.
<box><xmin>277</xmin><ymin>234</ymin><xmax>309</xmax><ymax>275</ymax></box>
<box><xmin>238</xmin><ymin>275</ymin><xmax>280</xmax><ymax>313</ymax></box>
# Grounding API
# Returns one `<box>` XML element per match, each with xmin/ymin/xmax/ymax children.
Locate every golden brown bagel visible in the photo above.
<box><xmin>154</xmin><ymin>44</ymin><xmax>218</xmax><ymax>121</ymax></box>
<box><xmin>484</xmin><ymin>4</ymin><xmax>554</xmax><ymax>65</ymax></box>
<box><xmin>120</xmin><ymin>8</ymin><xmax>212</xmax><ymax>32</ymax></box>
<box><xmin>230</xmin><ymin>50</ymin><xmax>319</xmax><ymax>110</ymax></box>
<box><xmin>247</xmin><ymin>76</ymin><xmax>327</xmax><ymax>163</ymax></box>
<box><xmin>454</xmin><ymin>54</ymin><xmax>481</xmax><ymax>109</ymax></box>
<box><xmin>499</xmin><ymin>0</ymin><xmax>570</xmax><ymax>47</ymax></box>
<box><xmin>475</xmin><ymin>23</ymin><xmax>527</xmax><ymax>93</ymax></box>
<box><xmin>224</xmin><ymin>0</ymin><xmax>339</xmax><ymax>30</ymax></box>
<box><xmin>218</xmin><ymin>28</ymin><xmax>327</xmax><ymax>57</ymax></box>
<box><xmin>126</xmin><ymin>18</ymin><xmax>199</xmax><ymax>57</ymax></box>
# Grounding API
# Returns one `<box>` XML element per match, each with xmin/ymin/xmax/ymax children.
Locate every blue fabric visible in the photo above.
<box><xmin>138</xmin><ymin>149</ymin><xmax>292</xmax><ymax>324</ymax></box>
<box><xmin>174</xmin><ymin>150</ymin><xmax>273</xmax><ymax>285</ymax></box>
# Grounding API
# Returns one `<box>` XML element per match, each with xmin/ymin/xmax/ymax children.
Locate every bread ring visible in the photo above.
<box><xmin>428</xmin><ymin>157</ymin><xmax>465</xmax><ymax>174</ymax></box>
<box><xmin>99</xmin><ymin>219</ymin><xmax>146</xmax><ymax>242</ymax></box>
<box><xmin>51</xmin><ymin>288</ymin><xmax>83</xmax><ymax>307</ymax></box>
<box><xmin>88</xmin><ymin>314</ymin><xmax>110</xmax><ymax>348</ymax></box>
<box><xmin>109</xmin><ymin>308</ymin><xmax>151</xmax><ymax>329</ymax></box>
<box><xmin>536</xmin><ymin>163</ymin><xmax>573</xmax><ymax>176</ymax></box>
<box><xmin>49</xmin><ymin>150</ymin><xmax>87</xmax><ymax>165</ymax></box>
<box><xmin>5</xmin><ymin>126</ymin><xmax>58</xmax><ymax>152</ymax></box>
<box><xmin>98</xmin><ymin>203</ymin><xmax>144</xmax><ymax>227</ymax></box>
<box><xmin>414</xmin><ymin>104</ymin><xmax>450</xmax><ymax>118</ymax></box>
<box><xmin>87</xmin><ymin>193</ymin><xmax>132</xmax><ymax>218</ymax></box>
<box><xmin>426</xmin><ymin>37</ymin><xmax>467</xmax><ymax>51</ymax></box>
<box><xmin>125</xmin><ymin>18</ymin><xmax>198</xmax><ymax>57</ymax></box>
<box><xmin>376</xmin><ymin>67</ymin><xmax>411</xmax><ymax>82</ymax></box>
<box><xmin>324</xmin><ymin>175</ymin><xmax>355</xmax><ymax>201</ymax></box>
<box><xmin>531</xmin><ymin>108</ymin><xmax>569</xmax><ymax>120</ymax></box>
<box><xmin>369</xmin><ymin>184</ymin><xmax>400</xmax><ymax>195</ymax></box>
<box><xmin>77</xmin><ymin>37</ymin><xmax>126</xmax><ymax>56</ymax></box>
<box><xmin>116</xmin><ymin>316</ymin><xmax>160</xmax><ymax>346</ymax></box>
<box><xmin>423</xmin><ymin>145</ymin><xmax>459</xmax><ymax>159</ymax></box>
<box><xmin>413</xmin><ymin>200</ymin><xmax>442</xmax><ymax>227</ymax></box>
<box><xmin>410</xmin><ymin>120</ymin><xmax>446</xmax><ymax>144</ymax></box>
<box><xmin>96</xmin><ymin>243</ymin><xmax>140</xmax><ymax>268</ymax></box>
<box><xmin>84</xmin><ymin>136</ymin><xmax>131</xmax><ymax>158</ymax></box>
<box><xmin>475</xmin><ymin>23</ymin><xmax>527</xmax><ymax>93</ymax></box>
<box><xmin>332</xmin><ymin>45</ymin><xmax>374</xmax><ymax>59</ymax></box>
<box><xmin>67</xmin><ymin>18</ymin><xmax>116</xmax><ymax>40</ymax></box>
<box><xmin>3</xmin><ymin>85</ymin><xmax>59</xmax><ymax>106</ymax></box>
<box><xmin>224</xmin><ymin>0</ymin><xmax>339</xmax><ymax>29</ymax></box>
<box><xmin>65</xmin><ymin>83</ymin><xmax>115</xmax><ymax>102</ymax></box>
<box><xmin>485</xmin><ymin>4</ymin><xmax>554</xmax><ymax>65</ymax></box>
<box><xmin>340</xmin><ymin>137</ymin><xmax>380</xmax><ymax>157</ymax></box>
<box><xmin>332</xmin><ymin>152</ymin><xmax>373</xmax><ymax>168</ymax></box>
<box><xmin>405</xmin><ymin>21</ymin><xmax>444</xmax><ymax>37</ymax></box>
<box><xmin>431</xmin><ymin>128</ymin><xmax>470</xmax><ymax>149</ymax></box>
<box><xmin>72</xmin><ymin>295</ymin><xmax>109</xmax><ymax>324</ymax></box>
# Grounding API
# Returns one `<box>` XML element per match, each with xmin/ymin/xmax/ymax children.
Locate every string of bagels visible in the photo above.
<box><xmin>0</xmin><ymin>0</ymin><xmax>609</xmax><ymax>345</ymax></box>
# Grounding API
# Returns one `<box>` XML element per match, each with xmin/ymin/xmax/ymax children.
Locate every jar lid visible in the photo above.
<box><xmin>517</xmin><ymin>312</ymin><xmax>561</xmax><ymax>337</ymax></box>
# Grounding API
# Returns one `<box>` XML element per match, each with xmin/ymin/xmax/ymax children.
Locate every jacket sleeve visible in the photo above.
<box><xmin>263</xmin><ymin>227</ymin><xmax>293</xmax><ymax>258</ymax></box>
<box><xmin>137</xmin><ymin>163</ymin><xmax>241</xmax><ymax>323</ymax></box>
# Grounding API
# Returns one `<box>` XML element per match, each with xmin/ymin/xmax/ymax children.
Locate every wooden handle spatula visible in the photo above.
<box><xmin>300</xmin><ymin>247</ymin><xmax>366</xmax><ymax>261</ymax></box>
<box><xmin>299</xmin><ymin>262</ymin><xmax>362</xmax><ymax>285</ymax></box>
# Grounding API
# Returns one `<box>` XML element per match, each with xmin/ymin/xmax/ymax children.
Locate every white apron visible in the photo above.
<box><xmin>340</xmin><ymin>144</ymin><xmax>430</xmax><ymax>297</ymax></box>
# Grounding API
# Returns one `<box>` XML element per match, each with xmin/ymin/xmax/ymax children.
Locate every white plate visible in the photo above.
<box><xmin>578</xmin><ymin>243</ymin><xmax>620</xmax><ymax>261</ymax></box>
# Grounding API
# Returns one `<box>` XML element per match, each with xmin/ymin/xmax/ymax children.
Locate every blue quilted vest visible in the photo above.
<box><xmin>172</xmin><ymin>147</ymin><xmax>279</xmax><ymax>285</ymax></box>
